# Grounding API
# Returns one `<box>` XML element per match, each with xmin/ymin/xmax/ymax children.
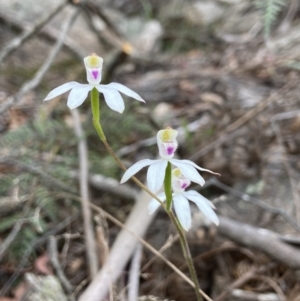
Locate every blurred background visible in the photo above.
<box><xmin>0</xmin><ymin>0</ymin><xmax>300</xmax><ymax>300</ymax></box>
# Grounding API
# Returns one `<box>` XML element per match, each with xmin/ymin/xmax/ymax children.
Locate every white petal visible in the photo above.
<box><xmin>97</xmin><ymin>86</ymin><xmax>125</xmax><ymax>113</ymax></box>
<box><xmin>147</xmin><ymin>160</ymin><xmax>168</xmax><ymax>192</ymax></box>
<box><xmin>104</xmin><ymin>83</ymin><xmax>145</xmax><ymax>102</ymax></box>
<box><xmin>173</xmin><ymin>194</ymin><xmax>192</xmax><ymax>231</ymax></box>
<box><xmin>184</xmin><ymin>190</ymin><xmax>215</xmax><ymax>208</ymax></box>
<box><xmin>44</xmin><ymin>82</ymin><xmax>80</xmax><ymax>101</ymax></box>
<box><xmin>183</xmin><ymin>191</ymin><xmax>219</xmax><ymax>225</ymax></box>
<box><xmin>67</xmin><ymin>84</ymin><xmax>93</xmax><ymax>109</ymax></box>
<box><xmin>169</xmin><ymin>159</ymin><xmax>205</xmax><ymax>186</ymax></box>
<box><xmin>120</xmin><ymin>159</ymin><xmax>159</xmax><ymax>183</ymax></box>
<box><xmin>179</xmin><ymin>159</ymin><xmax>220</xmax><ymax>176</ymax></box>
<box><xmin>148</xmin><ymin>192</ymin><xmax>166</xmax><ymax>215</ymax></box>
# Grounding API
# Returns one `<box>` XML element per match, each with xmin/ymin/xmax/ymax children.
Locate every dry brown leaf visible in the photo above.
<box><xmin>34</xmin><ymin>254</ymin><xmax>53</xmax><ymax>275</ymax></box>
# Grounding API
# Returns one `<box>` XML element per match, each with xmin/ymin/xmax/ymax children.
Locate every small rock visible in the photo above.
<box><xmin>200</xmin><ymin>92</ymin><xmax>224</xmax><ymax>106</ymax></box>
<box><xmin>184</xmin><ymin>1</ymin><xmax>225</xmax><ymax>26</ymax></box>
<box><xmin>125</xmin><ymin>18</ymin><xmax>163</xmax><ymax>55</ymax></box>
<box><xmin>152</xmin><ymin>102</ymin><xmax>174</xmax><ymax>127</ymax></box>
<box><xmin>23</xmin><ymin>274</ymin><xmax>68</xmax><ymax>301</ymax></box>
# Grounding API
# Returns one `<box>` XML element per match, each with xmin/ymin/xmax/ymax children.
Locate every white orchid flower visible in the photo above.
<box><xmin>120</xmin><ymin>127</ymin><xmax>219</xmax><ymax>193</ymax></box>
<box><xmin>148</xmin><ymin>168</ymin><xmax>219</xmax><ymax>231</ymax></box>
<box><xmin>44</xmin><ymin>53</ymin><xmax>145</xmax><ymax>113</ymax></box>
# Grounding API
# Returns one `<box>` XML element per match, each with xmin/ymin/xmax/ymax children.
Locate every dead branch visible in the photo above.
<box><xmin>214</xmin><ymin>264</ymin><xmax>274</xmax><ymax>301</ymax></box>
<box><xmin>0</xmin><ymin>1</ymin><xmax>67</xmax><ymax>64</ymax></box>
<box><xmin>211</xmin><ymin>178</ymin><xmax>300</xmax><ymax>232</ymax></box>
<box><xmin>0</xmin><ymin>6</ymin><xmax>84</xmax><ymax>60</ymax></box>
<box><xmin>71</xmin><ymin>109</ymin><xmax>99</xmax><ymax>279</ymax></box>
<box><xmin>218</xmin><ymin>216</ymin><xmax>300</xmax><ymax>269</ymax></box>
<box><xmin>0</xmin><ymin>220</ymin><xmax>25</xmax><ymax>260</ymax></box>
<box><xmin>70</xmin><ymin>170</ymin><xmax>139</xmax><ymax>200</ymax></box>
<box><xmin>0</xmin><ymin>8</ymin><xmax>80</xmax><ymax>115</ymax></box>
<box><xmin>128</xmin><ymin>244</ymin><xmax>143</xmax><ymax>301</ymax></box>
<box><xmin>48</xmin><ymin>236</ymin><xmax>74</xmax><ymax>296</ymax></box>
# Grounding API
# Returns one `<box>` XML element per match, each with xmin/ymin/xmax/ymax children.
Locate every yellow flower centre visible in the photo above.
<box><xmin>160</xmin><ymin>128</ymin><xmax>177</xmax><ymax>142</ymax></box>
<box><xmin>172</xmin><ymin>168</ymin><xmax>182</xmax><ymax>178</ymax></box>
<box><xmin>85</xmin><ymin>53</ymin><xmax>103</xmax><ymax>68</ymax></box>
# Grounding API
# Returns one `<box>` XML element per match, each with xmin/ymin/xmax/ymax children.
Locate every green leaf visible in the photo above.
<box><xmin>256</xmin><ymin>0</ymin><xmax>285</xmax><ymax>38</ymax></box>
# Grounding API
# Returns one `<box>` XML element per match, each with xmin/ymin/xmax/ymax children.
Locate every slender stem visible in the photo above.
<box><xmin>91</xmin><ymin>87</ymin><xmax>100</xmax><ymax>123</ymax></box>
<box><xmin>168</xmin><ymin>211</ymin><xmax>203</xmax><ymax>301</ymax></box>
<box><xmin>163</xmin><ymin>163</ymin><xmax>202</xmax><ymax>301</ymax></box>
<box><xmin>91</xmin><ymin>88</ymin><xmax>106</xmax><ymax>141</ymax></box>
<box><xmin>164</xmin><ymin>162</ymin><xmax>173</xmax><ymax>211</ymax></box>
<box><xmin>90</xmin><ymin>91</ymin><xmax>203</xmax><ymax>301</ymax></box>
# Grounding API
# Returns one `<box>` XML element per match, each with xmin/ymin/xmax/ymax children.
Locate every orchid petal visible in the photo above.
<box><xmin>44</xmin><ymin>82</ymin><xmax>80</xmax><ymax>101</ymax></box>
<box><xmin>179</xmin><ymin>159</ymin><xmax>220</xmax><ymax>176</ymax></box>
<box><xmin>147</xmin><ymin>160</ymin><xmax>168</xmax><ymax>192</ymax></box>
<box><xmin>173</xmin><ymin>194</ymin><xmax>192</xmax><ymax>231</ymax></box>
<box><xmin>120</xmin><ymin>159</ymin><xmax>159</xmax><ymax>183</ymax></box>
<box><xmin>97</xmin><ymin>86</ymin><xmax>125</xmax><ymax>113</ymax></box>
<box><xmin>104</xmin><ymin>83</ymin><xmax>145</xmax><ymax>102</ymax></box>
<box><xmin>148</xmin><ymin>192</ymin><xmax>166</xmax><ymax>215</ymax></box>
<box><xmin>183</xmin><ymin>191</ymin><xmax>219</xmax><ymax>225</ymax></box>
<box><xmin>169</xmin><ymin>159</ymin><xmax>205</xmax><ymax>186</ymax></box>
<box><xmin>184</xmin><ymin>190</ymin><xmax>216</xmax><ymax>209</ymax></box>
<box><xmin>67</xmin><ymin>84</ymin><xmax>93</xmax><ymax>109</ymax></box>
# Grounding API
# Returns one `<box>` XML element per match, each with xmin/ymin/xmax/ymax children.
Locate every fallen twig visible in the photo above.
<box><xmin>48</xmin><ymin>236</ymin><xmax>74</xmax><ymax>296</ymax></box>
<box><xmin>0</xmin><ymin>8</ymin><xmax>80</xmax><ymax>115</ymax></box>
<box><xmin>0</xmin><ymin>1</ymin><xmax>67</xmax><ymax>64</ymax></box>
<box><xmin>128</xmin><ymin>244</ymin><xmax>143</xmax><ymax>301</ymax></box>
<box><xmin>70</xmin><ymin>170</ymin><xmax>138</xmax><ymax>201</ymax></box>
<box><xmin>214</xmin><ymin>264</ymin><xmax>274</xmax><ymax>301</ymax></box>
<box><xmin>71</xmin><ymin>109</ymin><xmax>98</xmax><ymax>279</ymax></box>
<box><xmin>0</xmin><ymin>7</ymin><xmax>84</xmax><ymax>60</ymax></box>
<box><xmin>218</xmin><ymin>216</ymin><xmax>300</xmax><ymax>269</ymax></box>
<box><xmin>0</xmin><ymin>220</ymin><xmax>25</xmax><ymax>260</ymax></box>
<box><xmin>211</xmin><ymin>177</ymin><xmax>300</xmax><ymax>232</ymax></box>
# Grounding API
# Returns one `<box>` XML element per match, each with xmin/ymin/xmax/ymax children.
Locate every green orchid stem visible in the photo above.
<box><xmin>164</xmin><ymin>161</ymin><xmax>173</xmax><ymax>211</ymax></box>
<box><xmin>164</xmin><ymin>164</ymin><xmax>202</xmax><ymax>301</ymax></box>
<box><xmin>90</xmin><ymin>92</ymin><xmax>203</xmax><ymax>301</ymax></box>
<box><xmin>91</xmin><ymin>88</ymin><xmax>100</xmax><ymax>123</ymax></box>
<box><xmin>168</xmin><ymin>211</ymin><xmax>203</xmax><ymax>301</ymax></box>
<box><xmin>91</xmin><ymin>88</ymin><xmax>106</xmax><ymax>141</ymax></box>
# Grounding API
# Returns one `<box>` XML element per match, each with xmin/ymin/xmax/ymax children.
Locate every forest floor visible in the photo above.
<box><xmin>0</xmin><ymin>0</ymin><xmax>300</xmax><ymax>300</ymax></box>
